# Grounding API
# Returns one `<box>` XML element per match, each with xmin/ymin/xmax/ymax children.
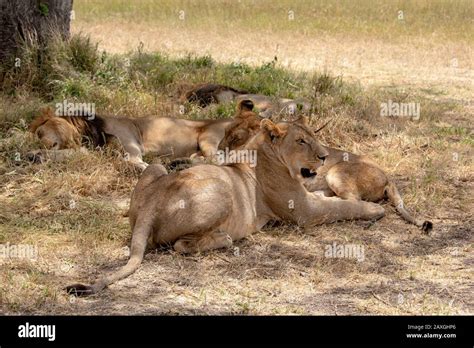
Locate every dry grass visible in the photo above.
<box><xmin>72</xmin><ymin>0</ymin><xmax>474</xmax><ymax>102</ymax></box>
<box><xmin>0</xmin><ymin>0</ymin><xmax>473</xmax><ymax>315</ymax></box>
<box><xmin>1</xmin><ymin>89</ymin><xmax>472</xmax><ymax>314</ymax></box>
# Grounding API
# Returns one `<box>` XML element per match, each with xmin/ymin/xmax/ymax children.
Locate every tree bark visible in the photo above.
<box><xmin>0</xmin><ymin>0</ymin><xmax>73</xmax><ymax>63</ymax></box>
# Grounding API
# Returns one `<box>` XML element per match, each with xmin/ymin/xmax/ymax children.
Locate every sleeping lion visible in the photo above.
<box><xmin>28</xmin><ymin>108</ymin><xmax>232</xmax><ymax>170</ymax></box>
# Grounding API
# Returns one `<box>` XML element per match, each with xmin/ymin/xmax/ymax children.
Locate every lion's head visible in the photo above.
<box><xmin>257</xmin><ymin>117</ymin><xmax>329</xmax><ymax>181</ymax></box>
<box><xmin>29</xmin><ymin>108</ymin><xmax>81</xmax><ymax>149</ymax></box>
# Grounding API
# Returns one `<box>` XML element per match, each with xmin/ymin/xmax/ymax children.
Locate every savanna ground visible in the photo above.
<box><xmin>0</xmin><ymin>0</ymin><xmax>472</xmax><ymax>314</ymax></box>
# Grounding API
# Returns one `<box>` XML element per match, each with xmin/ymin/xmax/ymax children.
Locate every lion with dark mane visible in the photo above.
<box><xmin>29</xmin><ymin>108</ymin><xmax>232</xmax><ymax>170</ymax></box>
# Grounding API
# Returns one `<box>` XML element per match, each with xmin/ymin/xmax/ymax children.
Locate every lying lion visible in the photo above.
<box><xmin>218</xmin><ymin>101</ymin><xmax>433</xmax><ymax>233</ymax></box>
<box><xmin>28</xmin><ymin>108</ymin><xmax>232</xmax><ymax>170</ymax></box>
<box><xmin>66</xmin><ymin>117</ymin><xmax>386</xmax><ymax>295</ymax></box>
<box><xmin>183</xmin><ymin>83</ymin><xmax>310</xmax><ymax>117</ymax></box>
<box><xmin>235</xmin><ymin>94</ymin><xmax>311</xmax><ymax>118</ymax></box>
<box><xmin>182</xmin><ymin>83</ymin><xmax>249</xmax><ymax>107</ymax></box>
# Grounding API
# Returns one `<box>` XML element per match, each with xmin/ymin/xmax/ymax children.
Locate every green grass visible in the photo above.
<box><xmin>1</xmin><ymin>30</ymin><xmax>457</xmax><ymax>138</ymax></box>
<box><xmin>1</xmin><ymin>33</ymin><xmax>300</xmax><ymax>103</ymax></box>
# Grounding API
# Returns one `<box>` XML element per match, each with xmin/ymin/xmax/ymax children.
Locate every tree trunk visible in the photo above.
<box><xmin>0</xmin><ymin>0</ymin><xmax>73</xmax><ymax>63</ymax></box>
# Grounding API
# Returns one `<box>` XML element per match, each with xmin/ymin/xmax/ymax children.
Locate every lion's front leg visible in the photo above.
<box><xmin>121</xmin><ymin>141</ymin><xmax>148</xmax><ymax>171</ymax></box>
<box><xmin>26</xmin><ymin>148</ymin><xmax>85</xmax><ymax>163</ymax></box>
<box><xmin>296</xmin><ymin>194</ymin><xmax>385</xmax><ymax>227</ymax></box>
<box><xmin>197</xmin><ymin>132</ymin><xmax>222</xmax><ymax>158</ymax></box>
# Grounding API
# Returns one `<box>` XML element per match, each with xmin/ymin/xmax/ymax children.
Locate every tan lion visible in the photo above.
<box><xmin>218</xmin><ymin>101</ymin><xmax>433</xmax><ymax>232</ymax></box>
<box><xmin>66</xmin><ymin>116</ymin><xmax>386</xmax><ymax>296</ymax></box>
<box><xmin>235</xmin><ymin>94</ymin><xmax>311</xmax><ymax>118</ymax></box>
<box><xmin>28</xmin><ymin>108</ymin><xmax>232</xmax><ymax>170</ymax></box>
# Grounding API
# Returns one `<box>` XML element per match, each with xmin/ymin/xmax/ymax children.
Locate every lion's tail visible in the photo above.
<box><xmin>168</xmin><ymin>157</ymin><xmax>194</xmax><ymax>171</ymax></box>
<box><xmin>66</xmin><ymin>164</ymin><xmax>168</xmax><ymax>296</ymax></box>
<box><xmin>65</xmin><ymin>218</ymin><xmax>152</xmax><ymax>296</ymax></box>
<box><xmin>385</xmin><ymin>181</ymin><xmax>433</xmax><ymax>233</ymax></box>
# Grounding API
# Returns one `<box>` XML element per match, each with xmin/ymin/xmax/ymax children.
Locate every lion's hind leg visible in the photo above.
<box><xmin>155</xmin><ymin>176</ymin><xmax>233</xmax><ymax>253</ymax></box>
<box><xmin>325</xmin><ymin>169</ymin><xmax>361</xmax><ymax>200</ymax></box>
<box><xmin>325</xmin><ymin>162</ymin><xmax>387</xmax><ymax>202</ymax></box>
<box><xmin>174</xmin><ymin>230</ymin><xmax>233</xmax><ymax>254</ymax></box>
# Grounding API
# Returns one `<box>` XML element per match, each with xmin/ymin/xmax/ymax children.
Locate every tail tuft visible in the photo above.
<box><xmin>421</xmin><ymin>220</ymin><xmax>433</xmax><ymax>234</ymax></box>
<box><xmin>167</xmin><ymin>158</ymin><xmax>194</xmax><ymax>172</ymax></box>
<box><xmin>65</xmin><ymin>284</ymin><xmax>95</xmax><ymax>297</ymax></box>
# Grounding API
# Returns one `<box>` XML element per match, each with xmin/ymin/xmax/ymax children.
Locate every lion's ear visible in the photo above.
<box><xmin>28</xmin><ymin>107</ymin><xmax>55</xmax><ymax>133</ymax></box>
<box><xmin>295</xmin><ymin>116</ymin><xmax>309</xmax><ymax>127</ymax></box>
<box><xmin>260</xmin><ymin>119</ymin><xmax>285</xmax><ymax>141</ymax></box>
<box><xmin>237</xmin><ymin>99</ymin><xmax>254</xmax><ymax>113</ymax></box>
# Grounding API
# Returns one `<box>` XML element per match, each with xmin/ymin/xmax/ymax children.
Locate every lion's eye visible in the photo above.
<box><xmin>297</xmin><ymin>138</ymin><xmax>306</xmax><ymax>145</ymax></box>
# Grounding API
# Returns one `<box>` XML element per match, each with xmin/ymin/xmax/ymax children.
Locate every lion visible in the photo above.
<box><xmin>28</xmin><ymin>108</ymin><xmax>233</xmax><ymax>170</ymax></box>
<box><xmin>66</xmin><ymin>116</ymin><xmax>386</xmax><ymax>296</ymax></box>
<box><xmin>218</xmin><ymin>101</ymin><xmax>433</xmax><ymax>232</ymax></box>
<box><xmin>182</xmin><ymin>83</ymin><xmax>310</xmax><ymax>117</ymax></box>
<box><xmin>182</xmin><ymin>83</ymin><xmax>249</xmax><ymax>107</ymax></box>
<box><xmin>235</xmin><ymin>94</ymin><xmax>311</xmax><ymax>118</ymax></box>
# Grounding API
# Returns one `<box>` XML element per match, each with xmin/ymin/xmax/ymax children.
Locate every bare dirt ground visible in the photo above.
<box><xmin>68</xmin><ymin>215</ymin><xmax>472</xmax><ymax>315</ymax></box>
<box><xmin>2</xmin><ymin>202</ymin><xmax>472</xmax><ymax>315</ymax></box>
